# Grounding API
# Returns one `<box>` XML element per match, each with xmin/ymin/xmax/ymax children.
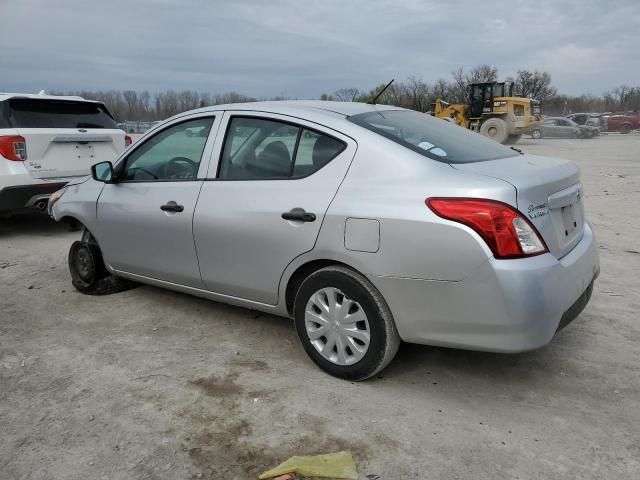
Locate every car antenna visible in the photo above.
<box><xmin>368</xmin><ymin>79</ymin><xmax>394</xmax><ymax>105</ymax></box>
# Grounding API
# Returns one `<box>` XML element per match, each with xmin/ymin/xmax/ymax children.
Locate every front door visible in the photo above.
<box><xmin>555</xmin><ymin>119</ymin><xmax>575</xmax><ymax>137</ymax></box>
<box><xmin>93</xmin><ymin>115</ymin><xmax>218</xmax><ymax>287</ymax></box>
<box><xmin>193</xmin><ymin>112</ymin><xmax>356</xmax><ymax>304</ymax></box>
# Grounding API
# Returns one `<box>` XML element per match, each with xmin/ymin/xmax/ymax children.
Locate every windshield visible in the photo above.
<box><xmin>348</xmin><ymin>110</ymin><xmax>515</xmax><ymax>163</ymax></box>
<box><xmin>8</xmin><ymin>99</ymin><xmax>118</xmax><ymax>129</ymax></box>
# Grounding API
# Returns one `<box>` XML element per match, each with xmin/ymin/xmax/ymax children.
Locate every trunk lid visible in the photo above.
<box><xmin>8</xmin><ymin>97</ymin><xmax>125</xmax><ymax>179</ymax></box>
<box><xmin>15</xmin><ymin>128</ymin><xmax>125</xmax><ymax>179</ymax></box>
<box><xmin>453</xmin><ymin>154</ymin><xmax>584</xmax><ymax>259</ymax></box>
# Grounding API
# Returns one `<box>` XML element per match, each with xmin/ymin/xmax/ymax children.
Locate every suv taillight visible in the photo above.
<box><xmin>0</xmin><ymin>135</ymin><xmax>27</xmax><ymax>161</ymax></box>
<box><xmin>125</xmin><ymin>135</ymin><xmax>133</xmax><ymax>147</ymax></box>
<box><xmin>426</xmin><ymin>197</ymin><xmax>548</xmax><ymax>259</ymax></box>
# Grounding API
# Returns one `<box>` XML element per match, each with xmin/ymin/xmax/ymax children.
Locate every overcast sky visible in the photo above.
<box><xmin>1</xmin><ymin>0</ymin><xmax>639</xmax><ymax>98</ymax></box>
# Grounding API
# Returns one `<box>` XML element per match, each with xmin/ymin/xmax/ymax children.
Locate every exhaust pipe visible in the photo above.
<box><xmin>35</xmin><ymin>199</ymin><xmax>48</xmax><ymax>211</ymax></box>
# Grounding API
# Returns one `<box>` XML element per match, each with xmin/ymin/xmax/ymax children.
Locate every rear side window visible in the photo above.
<box><xmin>8</xmin><ymin>99</ymin><xmax>118</xmax><ymax>129</ymax></box>
<box><xmin>219</xmin><ymin>116</ymin><xmax>345</xmax><ymax>179</ymax></box>
<box><xmin>348</xmin><ymin>110</ymin><xmax>515</xmax><ymax>163</ymax></box>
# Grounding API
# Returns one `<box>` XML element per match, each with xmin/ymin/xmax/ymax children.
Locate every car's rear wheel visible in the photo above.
<box><xmin>68</xmin><ymin>237</ymin><xmax>137</xmax><ymax>295</ymax></box>
<box><xmin>293</xmin><ymin>266</ymin><xmax>400</xmax><ymax>381</ymax></box>
<box><xmin>619</xmin><ymin>124</ymin><xmax>632</xmax><ymax>134</ymax></box>
<box><xmin>531</xmin><ymin>128</ymin><xmax>543</xmax><ymax>139</ymax></box>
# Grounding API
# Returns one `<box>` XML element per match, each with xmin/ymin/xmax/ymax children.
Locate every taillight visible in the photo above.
<box><xmin>426</xmin><ymin>198</ymin><xmax>548</xmax><ymax>259</ymax></box>
<box><xmin>0</xmin><ymin>135</ymin><xmax>27</xmax><ymax>161</ymax></box>
<box><xmin>125</xmin><ymin>135</ymin><xmax>133</xmax><ymax>147</ymax></box>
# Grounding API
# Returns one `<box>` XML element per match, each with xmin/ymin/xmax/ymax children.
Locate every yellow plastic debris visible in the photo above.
<box><xmin>258</xmin><ymin>451</ymin><xmax>358</xmax><ymax>479</ymax></box>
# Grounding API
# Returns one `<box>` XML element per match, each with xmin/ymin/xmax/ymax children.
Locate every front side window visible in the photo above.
<box><xmin>121</xmin><ymin>117</ymin><xmax>213</xmax><ymax>181</ymax></box>
<box><xmin>513</xmin><ymin>104</ymin><xmax>524</xmax><ymax>117</ymax></box>
<box><xmin>219</xmin><ymin>117</ymin><xmax>345</xmax><ymax>179</ymax></box>
<box><xmin>348</xmin><ymin>110</ymin><xmax>514</xmax><ymax>164</ymax></box>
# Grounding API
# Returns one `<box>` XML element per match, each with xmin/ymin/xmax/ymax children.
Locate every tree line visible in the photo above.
<box><xmin>52</xmin><ymin>65</ymin><xmax>640</xmax><ymax>122</ymax></box>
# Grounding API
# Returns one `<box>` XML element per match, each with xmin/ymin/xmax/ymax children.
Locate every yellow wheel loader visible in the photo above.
<box><xmin>431</xmin><ymin>82</ymin><xmax>543</xmax><ymax>144</ymax></box>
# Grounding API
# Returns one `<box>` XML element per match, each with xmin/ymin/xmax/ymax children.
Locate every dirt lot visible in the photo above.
<box><xmin>1</xmin><ymin>134</ymin><xmax>639</xmax><ymax>479</ymax></box>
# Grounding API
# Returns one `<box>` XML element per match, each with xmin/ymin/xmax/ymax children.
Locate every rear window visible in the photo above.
<box><xmin>348</xmin><ymin>110</ymin><xmax>515</xmax><ymax>163</ymax></box>
<box><xmin>8</xmin><ymin>99</ymin><xmax>118</xmax><ymax>129</ymax></box>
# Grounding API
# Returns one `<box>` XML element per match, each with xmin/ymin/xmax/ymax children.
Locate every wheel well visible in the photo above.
<box><xmin>284</xmin><ymin>259</ymin><xmax>353</xmax><ymax>315</ymax></box>
<box><xmin>59</xmin><ymin>215</ymin><xmax>82</xmax><ymax>228</ymax></box>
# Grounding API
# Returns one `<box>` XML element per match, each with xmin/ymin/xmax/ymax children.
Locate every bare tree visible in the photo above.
<box><xmin>333</xmin><ymin>88</ymin><xmax>360</xmax><ymax>102</ymax></box>
<box><xmin>450</xmin><ymin>65</ymin><xmax>499</xmax><ymax>103</ymax></box>
<box><xmin>139</xmin><ymin>91</ymin><xmax>151</xmax><ymax>119</ymax></box>
<box><xmin>466</xmin><ymin>64</ymin><xmax>498</xmax><ymax>84</ymax></box>
<box><xmin>514</xmin><ymin>70</ymin><xmax>557</xmax><ymax>102</ymax></box>
<box><xmin>122</xmin><ymin>90</ymin><xmax>138</xmax><ymax>119</ymax></box>
<box><xmin>178</xmin><ymin>90</ymin><xmax>200</xmax><ymax>111</ymax></box>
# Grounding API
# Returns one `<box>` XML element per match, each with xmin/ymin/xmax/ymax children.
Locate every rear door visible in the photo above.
<box><xmin>193</xmin><ymin>112</ymin><xmax>356</xmax><ymax>304</ymax></box>
<box><xmin>8</xmin><ymin>98</ymin><xmax>125</xmax><ymax>179</ymax></box>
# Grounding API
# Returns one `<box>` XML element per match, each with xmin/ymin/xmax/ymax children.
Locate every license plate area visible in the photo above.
<box><xmin>547</xmin><ymin>183</ymin><xmax>585</xmax><ymax>254</ymax></box>
<box><xmin>74</xmin><ymin>143</ymin><xmax>96</xmax><ymax>162</ymax></box>
<box><xmin>561</xmin><ymin>202</ymin><xmax>578</xmax><ymax>238</ymax></box>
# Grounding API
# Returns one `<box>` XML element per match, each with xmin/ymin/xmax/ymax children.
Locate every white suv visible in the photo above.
<box><xmin>0</xmin><ymin>93</ymin><xmax>128</xmax><ymax>214</ymax></box>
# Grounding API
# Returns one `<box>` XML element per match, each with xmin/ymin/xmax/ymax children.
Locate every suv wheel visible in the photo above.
<box><xmin>293</xmin><ymin>266</ymin><xmax>400</xmax><ymax>381</ymax></box>
<box><xmin>619</xmin><ymin>124</ymin><xmax>632</xmax><ymax>134</ymax></box>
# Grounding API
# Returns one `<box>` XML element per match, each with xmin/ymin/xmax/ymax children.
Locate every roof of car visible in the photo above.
<box><xmin>0</xmin><ymin>92</ymin><xmax>98</xmax><ymax>103</ymax></box>
<box><xmin>183</xmin><ymin>100</ymin><xmax>406</xmax><ymax>120</ymax></box>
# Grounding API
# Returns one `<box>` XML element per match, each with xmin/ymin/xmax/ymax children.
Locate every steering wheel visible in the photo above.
<box><xmin>164</xmin><ymin>157</ymin><xmax>198</xmax><ymax>180</ymax></box>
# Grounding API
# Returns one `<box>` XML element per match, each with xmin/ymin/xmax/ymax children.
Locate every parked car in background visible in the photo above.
<box><xmin>566</xmin><ymin>113</ymin><xmax>603</xmax><ymax>134</ymax></box>
<box><xmin>0</xmin><ymin>93</ymin><xmax>129</xmax><ymax>214</ymax></box>
<box><xmin>50</xmin><ymin>101</ymin><xmax>599</xmax><ymax>380</ymax></box>
<box><xmin>118</xmin><ymin>120</ymin><xmax>161</xmax><ymax>134</ymax></box>
<box><xmin>531</xmin><ymin>117</ymin><xmax>598</xmax><ymax>139</ymax></box>
<box><xmin>598</xmin><ymin>111</ymin><xmax>640</xmax><ymax>134</ymax></box>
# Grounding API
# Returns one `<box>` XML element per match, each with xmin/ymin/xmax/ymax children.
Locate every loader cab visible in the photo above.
<box><xmin>468</xmin><ymin>82</ymin><xmax>514</xmax><ymax>118</ymax></box>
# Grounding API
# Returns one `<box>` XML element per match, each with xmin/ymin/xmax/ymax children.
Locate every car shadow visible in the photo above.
<box><xmin>378</xmin><ymin>336</ymin><xmax>577</xmax><ymax>390</ymax></box>
<box><xmin>125</xmin><ymin>280</ymin><xmax>583</xmax><ymax>386</ymax></box>
<box><xmin>0</xmin><ymin>212</ymin><xmax>70</xmax><ymax>237</ymax></box>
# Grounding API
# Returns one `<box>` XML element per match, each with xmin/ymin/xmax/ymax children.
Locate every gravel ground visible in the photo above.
<box><xmin>1</xmin><ymin>134</ymin><xmax>639</xmax><ymax>479</ymax></box>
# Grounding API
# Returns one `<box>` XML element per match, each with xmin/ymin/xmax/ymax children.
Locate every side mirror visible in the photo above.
<box><xmin>91</xmin><ymin>161</ymin><xmax>115</xmax><ymax>183</ymax></box>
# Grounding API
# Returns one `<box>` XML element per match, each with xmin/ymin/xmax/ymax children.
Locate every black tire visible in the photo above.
<box><xmin>479</xmin><ymin>117</ymin><xmax>510</xmax><ymax>144</ymax></box>
<box><xmin>504</xmin><ymin>134</ymin><xmax>522</xmax><ymax>145</ymax></box>
<box><xmin>293</xmin><ymin>266</ymin><xmax>400</xmax><ymax>381</ymax></box>
<box><xmin>619</xmin><ymin>124</ymin><xmax>632</xmax><ymax>134</ymax></box>
<box><xmin>68</xmin><ymin>240</ymin><xmax>137</xmax><ymax>295</ymax></box>
<box><xmin>531</xmin><ymin>128</ymin><xmax>543</xmax><ymax>140</ymax></box>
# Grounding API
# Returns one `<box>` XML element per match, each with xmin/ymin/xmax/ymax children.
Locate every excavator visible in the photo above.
<box><xmin>430</xmin><ymin>82</ymin><xmax>543</xmax><ymax>144</ymax></box>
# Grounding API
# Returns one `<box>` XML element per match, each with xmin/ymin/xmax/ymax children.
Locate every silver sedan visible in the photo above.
<box><xmin>49</xmin><ymin>101</ymin><xmax>600</xmax><ymax>380</ymax></box>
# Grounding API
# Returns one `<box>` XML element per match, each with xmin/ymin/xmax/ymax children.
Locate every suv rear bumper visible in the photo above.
<box><xmin>0</xmin><ymin>182</ymin><xmax>67</xmax><ymax>213</ymax></box>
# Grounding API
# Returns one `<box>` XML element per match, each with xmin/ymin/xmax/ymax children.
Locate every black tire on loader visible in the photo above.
<box><xmin>479</xmin><ymin>117</ymin><xmax>510</xmax><ymax>144</ymax></box>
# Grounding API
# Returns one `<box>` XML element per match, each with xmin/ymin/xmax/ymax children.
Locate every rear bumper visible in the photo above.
<box><xmin>0</xmin><ymin>182</ymin><xmax>67</xmax><ymax>213</ymax></box>
<box><xmin>371</xmin><ymin>223</ymin><xmax>599</xmax><ymax>352</ymax></box>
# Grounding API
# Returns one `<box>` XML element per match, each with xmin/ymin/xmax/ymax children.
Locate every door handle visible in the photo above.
<box><xmin>160</xmin><ymin>201</ymin><xmax>184</xmax><ymax>213</ymax></box>
<box><xmin>281</xmin><ymin>208</ymin><xmax>316</xmax><ymax>222</ymax></box>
